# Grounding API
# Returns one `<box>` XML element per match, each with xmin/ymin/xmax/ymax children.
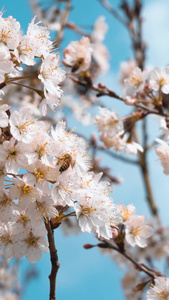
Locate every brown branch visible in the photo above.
<box><xmin>0</xmin><ymin>82</ymin><xmax>6</xmax><ymax>89</ymax></box>
<box><xmin>102</xmin><ymin>242</ymin><xmax>161</xmax><ymax>279</ymax></box>
<box><xmin>65</xmin><ymin>22</ymin><xmax>90</xmax><ymax>36</ymax></box>
<box><xmin>86</xmin><ymin>241</ymin><xmax>162</xmax><ymax>280</ymax></box>
<box><xmin>121</xmin><ymin>1</ymin><xmax>159</xmax><ymax>221</ymax></box>
<box><xmin>53</xmin><ymin>0</ymin><xmax>71</xmax><ymax>47</ymax></box>
<box><xmin>99</xmin><ymin>0</ymin><xmax>127</xmax><ymax>26</ymax></box>
<box><xmin>96</xmin><ymin>145</ymin><xmax>139</xmax><ymax>165</ymax></box>
<box><xmin>138</xmin><ymin>119</ymin><xmax>159</xmax><ymax>220</ymax></box>
<box><xmin>45</xmin><ymin>220</ymin><xmax>60</xmax><ymax>300</ymax></box>
<box><xmin>74</xmin><ymin>130</ymin><xmax>139</xmax><ymax>166</ymax></box>
<box><xmin>70</xmin><ymin>76</ymin><xmax>169</xmax><ymax>117</ymax></box>
<box><xmin>71</xmin><ymin>75</ymin><xmax>161</xmax><ymax>220</ymax></box>
<box><xmin>71</xmin><ymin>76</ymin><xmax>161</xmax><ymax>221</ymax></box>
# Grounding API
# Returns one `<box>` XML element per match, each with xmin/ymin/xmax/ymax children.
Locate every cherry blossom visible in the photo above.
<box><xmin>124</xmin><ymin>67</ymin><xmax>148</xmax><ymax>96</ymax></box>
<box><xmin>0</xmin><ymin>15</ymin><xmax>21</xmax><ymax>50</ymax></box>
<box><xmin>38</xmin><ymin>53</ymin><xmax>66</xmax><ymax>96</ymax></box>
<box><xmin>150</xmin><ymin>67</ymin><xmax>169</xmax><ymax>94</ymax></box>
<box><xmin>63</xmin><ymin>36</ymin><xmax>92</xmax><ymax>73</ymax></box>
<box><xmin>92</xmin><ymin>16</ymin><xmax>108</xmax><ymax>43</ymax></box>
<box><xmin>0</xmin><ymin>104</ymin><xmax>10</xmax><ymax>128</ymax></box>
<box><xmin>9</xmin><ymin>108</ymin><xmax>44</xmax><ymax>143</ymax></box>
<box><xmin>0</xmin><ymin>10</ymin><xmax>161</xmax><ymax>298</ymax></box>
<box><xmin>13</xmin><ymin>225</ymin><xmax>49</xmax><ymax>263</ymax></box>
<box><xmin>155</xmin><ymin>138</ymin><xmax>169</xmax><ymax>174</ymax></box>
<box><xmin>125</xmin><ymin>215</ymin><xmax>153</xmax><ymax>248</ymax></box>
<box><xmin>147</xmin><ymin>276</ymin><xmax>169</xmax><ymax>299</ymax></box>
<box><xmin>0</xmin><ymin>138</ymin><xmax>27</xmax><ymax>174</ymax></box>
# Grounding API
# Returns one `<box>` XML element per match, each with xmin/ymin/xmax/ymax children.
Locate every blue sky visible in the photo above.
<box><xmin>2</xmin><ymin>0</ymin><xmax>169</xmax><ymax>299</ymax></box>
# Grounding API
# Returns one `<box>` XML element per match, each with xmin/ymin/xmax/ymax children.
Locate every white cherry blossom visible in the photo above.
<box><xmin>0</xmin><ymin>138</ymin><xmax>27</xmax><ymax>174</ymax></box>
<box><xmin>38</xmin><ymin>53</ymin><xmax>66</xmax><ymax>96</ymax></box>
<box><xmin>118</xmin><ymin>204</ymin><xmax>136</xmax><ymax>223</ymax></box>
<box><xmin>125</xmin><ymin>215</ymin><xmax>153</xmax><ymax>248</ymax></box>
<box><xmin>9</xmin><ymin>108</ymin><xmax>46</xmax><ymax>143</ymax></box>
<box><xmin>39</xmin><ymin>90</ymin><xmax>63</xmax><ymax>116</ymax></box>
<box><xmin>9</xmin><ymin>176</ymin><xmax>40</xmax><ymax>204</ymax></box>
<box><xmin>26</xmin><ymin>161</ymin><xmax>57</xmax><ymax>191</ymax></box>
<box><xmin>0</xmin><ymin>104</ymin><xmax>10</xmax><ymax>128</ymax></box>
<box><xmin>150</xmin><ymin>67</ymin><xmax>169</xmax><ymax>94</ymax></box>
<box><xmin>63</xmin><ymin>37</ymin><xmax>92</xmax><ymax>73</ymax></box>
<box><xmin>147</xmin><ymin>276</ymin><xmax>169</xmax><ymax>299</ymax></box>
<box><xmin>119</xmin><ymin>59</ymin><xmax>137</xmax><ymax>84</ymax></box>
<box><xmin>0</xmin><ymin>161</ymin><xmax>6</xmax><ymax>190</ymax></box>
<box><xmin>92</xmin><ymin>16</ymin><xmax>108</xmax><ymax>43</ymax></box>
<box><xmin>26</xmin><ymin>16</ymin><xmax>53</xmax><ymax>58</ymax></box>
<box><xmin>14</xmin><ymin>35</ymin><xmax>36</xmax><ymax>66</ymax></box>
<box><xmin>92</xmin><ymin>43</ymin><xmax>109</xmax><ymax>75</ymax></box>
<box><xmin>125</xmin><ymin>67</ymin><xmax>147</xmax><ymax>96</ymax></box>
<box><xmin>0</xmin><ymin>190</ymin><xmax>16</xmax><ymax>222</ymax></box>
<box><xmin>13</xmin><ymin>225</ymin><xmax>48</xmax><ymax>263</ymax></box>
<box><xmin>95</xmin><ymin>107</ymin><xmax>124</xmax><ymax>138</ymax></box>
<box><xmin>0</xmin><ymin>15</ymin><xmax>21</xmax><ymax>50</ymax></box>
<box><xmin>155</xmin><ymin>138</ymin><xmax>169</xmax><ymax>174</ymax></box>
<box><xmin>0</xmin><ymin>222</ymin><xmax>15</xmax><ymax>259</ymax></box>
<box><xmin>28</xmin><ymin>195</ymin><xmax>58</xmax><ymax>222</ymax></box>
<box><xmin>0</xmin><ymin>59</ymin><xmax>15</xmax><ymax>84</ymax></box>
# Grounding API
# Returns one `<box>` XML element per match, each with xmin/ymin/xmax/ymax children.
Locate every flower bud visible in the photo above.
<box><xmin>98</xmin><ymin>82</ymin><xmax>106</xmax><ymax>89</ymax></box>
<box><xmin>83</xmin><ymin>243</ymin><xmax>95</xmax><ymax>249</ymax></box>
<box><xmin>112</xmin><ymin>227</ymin><xmax>119</xmax><ymax>239</ymax></box>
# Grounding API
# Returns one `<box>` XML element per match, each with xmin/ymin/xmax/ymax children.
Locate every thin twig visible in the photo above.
<box><xmin>45</xmin><ymin>220</ymin><xmax>60</xmax><ymax>300</ymax></box>
<box><xmin>138</xmin><ymin>120</ymin><xmax>159</xmax><ymax>220</ymax></box>
<box><xmin>105</xmin><ymin>243</ymin><xmax>159</xmax><ymax>279</ymax></box>
<box><xmin>65</xmin><ymin>22</ymin><xmax>90</xmax><ymax>36</ymax></box>
<box><xmin>96</xmin><ymin>145</ymin><xmax>139</xmax><ymax>165</ymax></box>
<box><xmin>70</xmin><ymin>76</ymin><xmax>169</xmax><ymax>117</ymax></box>
<box><xmin>53</xmin><ymin>0</ymin><xmax>71</xmax><ymax>47</ymax></box>
<box><xmin>85</xmin><ymin>240</ymin><xmax>162</xmax><ymax>280</ymax></box>
<box><xmin>99</xmin><ymin>0</ymin><xmax>127</xmax><ymax>26</ymax></box>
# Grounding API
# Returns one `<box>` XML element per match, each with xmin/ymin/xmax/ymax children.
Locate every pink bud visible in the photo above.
<box><xmin>112</xmin><ymin>228</ymin><xmax>119</xmax><ymax>239</ymax></box>
<box><xmin>98</xmin><ymin>83</ymin><xmax>106</xmax><ymax>89</ymax></box>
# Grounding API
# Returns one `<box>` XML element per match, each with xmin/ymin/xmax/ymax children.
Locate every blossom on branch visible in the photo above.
<box><xmin>63</xmin><ymin>36</ymin><xmax>92</xmax><ymax>73</ymax></box>
<box><xmin>147</xmin><ymin>276</ymin><xmax>169</xmax><ymax>299</ymax></box>
<box><xmin>124</xmin><ymin>67</ymin><xmax>147</xmax><ymax>96</ymax></box>
<box><xmin>95</xmin><ymin>107</ymin><xmax>143</xmax><ymax>154</ymax></box>
<box><xmin>125</xmin><ymin>215</ymin><xmax>153</xmax><ymax>248</ymax></box>
<box><xmin>38</xmin><ymin>53</ymin><xmax>66</xmax><ymax>96</ymax></box>
<box><xmin>155</xmin><ymin>138</ymin><xmax>169</xmax><ymax>174</ymax></box>
<box><xmin>150</xmin><ymin>67</ymin><xmax>169</xmax><ymax>94</ymax></box>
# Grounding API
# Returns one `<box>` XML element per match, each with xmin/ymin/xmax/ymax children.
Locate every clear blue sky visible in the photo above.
<box><xmin>2</xmin><ymin>0</ymin><xmax>169</xmax><ymax>299</ymax></box>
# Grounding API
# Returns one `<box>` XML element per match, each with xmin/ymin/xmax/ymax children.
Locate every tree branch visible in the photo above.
<box><xmin>53</xmin><ymin>0</ymin><xmax>71</xmax><ymax>47</ymax></box>
<box><xmin>99</xmin><ymin>0</ymin><xmax>127</xmax><ymax>27</ymax></box>
<box><xmin>69</xmin><ymin>76</ymin><xmax>169</xmax><ymax>117</ymax></box>
<box><xmin>101</xmin><ymin>241</ymin><xmax>161</xmax><ymax>279</ymax></box>
<box><xmin>45</xmin><ymin>220</ymin><xmax>60</xmax><ymax>300</ymax></box>
<box><xmin>138</xmin><ymin>119</ymin><xmax>160</xmax><ymax>220</ymax></box>
<box><xmin>96</xmin><ymin>145</ymin><xmax>139</xmax><ymax>165</ymax></box>
<box><xmin>85</xmin><ymin>241</ymin><xmax>162</xmax><ymax>280</ymax></box>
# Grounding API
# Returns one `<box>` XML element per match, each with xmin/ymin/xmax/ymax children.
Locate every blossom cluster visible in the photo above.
<box><xmin>0</xmin><ymin>105</ymin><xmax>152</xmax><ymax>263</ymax></box>
<box><xmin>63</xmin><ymin>17</ymin><xmax>109</xmax><ymax>75</ymax></box>
<box><xmin>95</xmin><ymin>107</ymin><xmax>143</xmax><ymax>154</ymax></box>
<box><xmin>122</xmin><ymin>65</ymin><xmax>169</xmax><ymax>98</ymax></box>
<box><xmin>0</xmin><ymin>12</ymin><xmax>66</xmax><ymax>115</ymax></box>
<box><xmin>118</xmin><ymin>204</ymin><xmax>152</xmax><ymax>248</ymax></box>
<box><xmin>94</xmin><ymin>65</ymin><xmax>169</xmax><ymax>157</ymax></box>
<box><xmin>0</xmin><ymin>9</ymin><xmax>165</xmax><ymax>300</ymax></box>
